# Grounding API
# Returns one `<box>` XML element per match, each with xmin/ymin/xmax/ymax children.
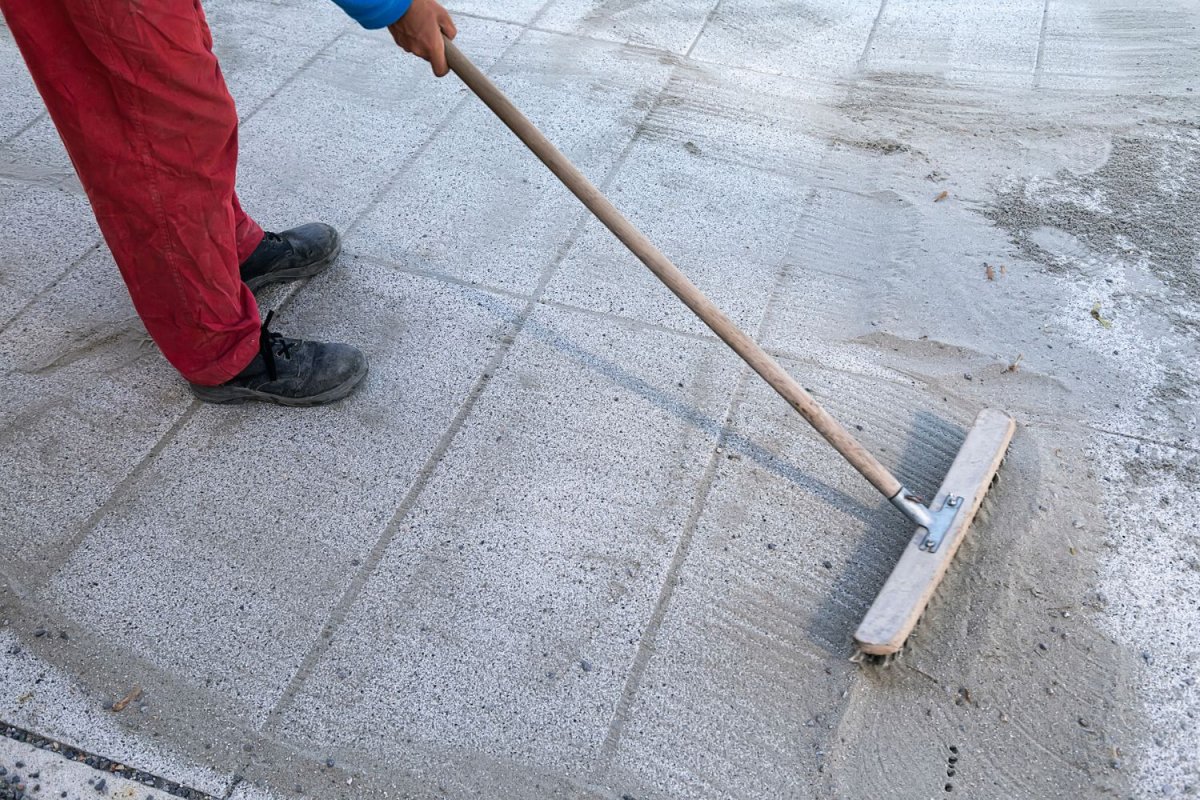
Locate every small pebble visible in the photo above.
<box><xmin>766</xmin><ymin>543</ymin><xmax>776</xmax><ymax>550</ymax></box>
<box><xmin>580</xmin><ymin>659</ymin><xmax>594</xmax><ymax>673</ymax></box>
<box><xmin>822</xmin><ymin>560</ymin><xmax>832</xmax><ymax>569</ymax></box>
<box><xmin>33</xmin><ymin>629</ymin><xmax>46</xmax><ymax>638</ymax></box>
<box><xmin>326</xmin><ymin>758</ymin><xmax>335</xmax><ymax>768</ymax></box>
<box><xmin>1038</xmin><ymin>642</ymin><xmax>1048</xmax><ymax>651</ymax></box>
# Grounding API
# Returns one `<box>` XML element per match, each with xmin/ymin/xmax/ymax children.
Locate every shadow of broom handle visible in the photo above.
<box><xmin>442</xmin><ymin>36</ymin><xmax>907</xmax><ymax>505</ymax></box>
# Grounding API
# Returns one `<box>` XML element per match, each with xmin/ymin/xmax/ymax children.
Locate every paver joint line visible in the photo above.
<box><xmin>595</xmin><ymin>181</ymin><xmax>818</xmax><ymax>774</ymax></box>
<box><xmin>0</xmin><ymin>241</ymin><xmax>102</xmax><ymax>340</ymax></box>
<box><xmin>856</xmin><ymin>0</ymin><xmax>890</xmax><ymax>73</ymax></box>
<box><xmin>0</xmin><ymin>109</ymin><xmax>46</xmax><ymax>148</ymax></box>
<box><xmin>1034</xmin><ymin>0</ymin><xmax>1053</xmax><ymax>88</ymax></box>
<box><xmin>682</xmin><ymin>0</ymin><xmax>725</xmax><ymax>60</ymax></box>
<box><xmin>25</xmin><ymin>400</ymin><xmax>202</xmax><ymax>590</ymax></box>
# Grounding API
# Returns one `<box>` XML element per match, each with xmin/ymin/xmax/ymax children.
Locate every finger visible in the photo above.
<box><xmin>441</xmin><ymin>13</ymin><xmax>457</xmax><ymax>39</ymax></box>
<box><xmin>430</xmin><ymin>35</ymin><xmax>449</xmax><ymax>76</ymax></box>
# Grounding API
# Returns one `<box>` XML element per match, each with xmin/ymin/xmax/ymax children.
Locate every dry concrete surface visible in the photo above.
<box><xmin>1</xmin><ymin>0</ymin><xmax>1198</xmax><ymax>798</ymax></box>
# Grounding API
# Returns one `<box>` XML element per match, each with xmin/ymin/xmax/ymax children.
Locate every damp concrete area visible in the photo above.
<box><xmin>1</xmin><ymin>0</ymin><xmax>1198</xmax><ymax>797</ymax></box>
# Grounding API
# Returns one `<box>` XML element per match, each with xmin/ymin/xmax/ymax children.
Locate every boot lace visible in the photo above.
<box><xmin>259</xmin><ymin>310</ymin><xmax>293</xmax><ymax>381</ymax></box>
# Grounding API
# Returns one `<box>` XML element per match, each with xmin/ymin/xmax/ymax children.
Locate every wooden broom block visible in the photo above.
<box><xmin>854</xmin><ymin>408</ymin><xmax>1016</xmax><ymax>655</ymax></box>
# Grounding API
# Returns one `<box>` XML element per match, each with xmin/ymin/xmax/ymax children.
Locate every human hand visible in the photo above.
<box><xmin>387</xmin><ymin>0</ymin><xmax>458</xmax><ymax>77</ymax></box>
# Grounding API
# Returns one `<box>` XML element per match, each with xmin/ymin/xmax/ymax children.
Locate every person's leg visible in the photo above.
<box><xmin>1</xmin><ymin>0</ymin><xmax>259</xmax><ymax>386</ymax></box>
<box><xmin>232</xmin><ymin>193</ymin><xmax>266</xmax><ymax>266</ymax></box>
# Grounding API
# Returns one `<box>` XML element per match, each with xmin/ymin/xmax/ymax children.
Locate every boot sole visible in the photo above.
<box><xmin>243</xmin><ymin>235</ymin><xmax>343</xmax><ymax>293</ymax></box>
<box><xmin>191</xmin><ymin>358</ymin><xmax>369</xmax><ymax>407</ymax></box>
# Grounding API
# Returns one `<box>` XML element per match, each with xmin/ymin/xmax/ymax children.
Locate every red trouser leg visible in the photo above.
<box><xmin>0</xmin><ymin>0</ymin><xmax>262</xmax><ymax>385</ymax></box>
<box><xmin>233</xmin><ymin>193</ymin><xmax>266</xmax><ymax>266</ymax></box>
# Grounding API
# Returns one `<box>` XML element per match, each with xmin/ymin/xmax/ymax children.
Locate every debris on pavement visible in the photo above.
<box><xmin>1091</xmin><ymin>303</ymin><xmax>1113</xmax><ymax>328</ymax></box>
<box><xmin>109</xmin><ymin>685</ymin><xmax>142</xmax><ymax>713</ymax></box>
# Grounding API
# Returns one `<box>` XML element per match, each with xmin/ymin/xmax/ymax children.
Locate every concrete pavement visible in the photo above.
<box><xmin>2</xmin><ymin>0</ymin><xmax>1198</xmax><ymax>797</ymax></box>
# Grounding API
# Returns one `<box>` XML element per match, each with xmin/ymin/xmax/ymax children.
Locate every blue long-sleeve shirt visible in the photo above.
<box><xmin>331</xmin><ymin>0</ymin><xmax>413</xmax><ymax>28</ymax></box>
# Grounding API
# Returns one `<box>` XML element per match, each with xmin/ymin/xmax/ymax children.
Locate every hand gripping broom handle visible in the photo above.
<box><xmin>445</xmin><ymin>40</ymin><xmax>927</xmax><ymax>519</ymax></box>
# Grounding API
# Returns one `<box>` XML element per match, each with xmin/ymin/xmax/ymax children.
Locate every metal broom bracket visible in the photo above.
<box><xmin>889</xmin><ymin>490</ymin><xmax>965</xmax><ymax>553</ymax></box>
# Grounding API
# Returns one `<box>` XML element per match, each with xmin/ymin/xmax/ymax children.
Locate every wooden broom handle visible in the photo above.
<box><xmin>444</xmin><ymin>39</ymin><xmax>904</xmax><ymax>501</ymax></box>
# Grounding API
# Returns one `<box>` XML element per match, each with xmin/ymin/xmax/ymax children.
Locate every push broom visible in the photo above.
<box><xmin>443</xmin><ymin>39</ymin><xmax>1015</xmax><ymax>656</ymax></box>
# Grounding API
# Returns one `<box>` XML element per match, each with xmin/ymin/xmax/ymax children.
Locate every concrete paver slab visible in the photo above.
<box><xmin>272</xmin><ymin>304</ymin><xmax>740</xmax><ymax>788</ymax></box>
<box><xmin>0</xmin><ymin>115</ymin><xmax>79</xmax><ymax>192</ymax></box>
<box><xmin>1039</xmin><ymin>0</ymin><xmax>1200</xmax><ymax>93</ymax></box>
<box><xmin>540</xmin><ymin>62</ymin><xmax>829</xmax><ymax>337</ymax></box>
<box><xmin>235</xmin><ymin>19</ymin><xmax>521</xmax><ymax>236</ymax></box>
<box><xmin>864</xmin><ymin>0</ymin><xmax>1045</xmax><ymax>82</ymax></box>
<box><xmin>542</xmin><ymin>137</ymin><xmax>803</xmax><ymax>337</ymax></box>
<box><xmin>689</xmin><ymin>0</ymin><xmax>881</xmax><ymax>77</ymax></box>
<box><xmin>447</xmin><ymin>0</ymin><xmax>549</xmax><ymax>25</ymax></box>
<box><xmin>204</xmin><ymin>0</ymin><xmax>355</xmax><ymax>116</ymax></box>
<box><xmin>40</xmin><ymin>262</ymin><xmax>521</xmax><ymax>720</ymax></box>
<box><xmin>0</xmin><ymin>733</ymin><xmax>163</xmax><ymax>800</ymax></box>
<box><xmin>601</xmin><ymin>363</ymin><xmax>967</xmax><ymax>798</ymax></box>
<box><xmin>0</xmin><ymin>183</ymin><xmax>97</xmax><ymax>329</ymax></box>
<box><xmin>0</xmin><ymin>250</ymin><xmax>190</xmax><ymax>573</ymax></box>
<box><xmin>0</xmin><ymin>27</ymin><xmax>41</xmax><ymax>142</ymax></box>
<box><xmin>351</xmin><ymin>31</ymin><xmax>677</xmax><ymax>295</ymax></box>
<box><xmin>537</xmin><ymin>0</ymin><xmax>721</xmax><ymax>55</ymax></box>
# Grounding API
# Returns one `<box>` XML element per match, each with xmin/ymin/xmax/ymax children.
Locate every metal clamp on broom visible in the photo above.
<box><xmin>443</xmin><ymin>39</ymin><xmax>1015</xmax><ymax>656</ymax></box>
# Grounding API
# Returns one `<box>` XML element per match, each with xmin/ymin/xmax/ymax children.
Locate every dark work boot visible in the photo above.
<box><xmin>190</xmin><ymin>312</ymin><xmax>368</xmax><ymax>406</ymax></box>
<box><xmin>239</xmin><ymin>223</ymin><xmax>342</xmax><ymax>291</ymax></box>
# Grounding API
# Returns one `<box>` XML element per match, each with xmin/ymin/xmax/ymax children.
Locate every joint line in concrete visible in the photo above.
<box><xmin>0</xmin><ymin>241</ymin><xmax>102</xmax><ymax>340</ymax></box>
<box><xmin>25</xmin><ymin>400</ymin><xmax>202</xmax><ymax>590</ymax></box>
<box><xmin>683</xmin><ymin>0</ymin><xmax>725</xmax><ymax>59</ymax></box>
<box><xmin>0</xmin><ymin>110</ymin><xmax>47</xmax><ymax>148</ymax></box>
<box><xmin>1034</xmin><ymin>0</ymin><xmax>1052</xmax><ymax>88</ymax></box>
<box><xmin>856</xmin><ymin>0</ymin><xmax>889</xmax><ymax>73</ymax></box>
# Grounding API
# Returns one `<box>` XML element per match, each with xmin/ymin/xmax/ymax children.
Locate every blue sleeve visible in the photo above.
<box><xmin>330</xmin><ymin>0</ymin><xmax>413</xmax><ymax>29</ymax></box>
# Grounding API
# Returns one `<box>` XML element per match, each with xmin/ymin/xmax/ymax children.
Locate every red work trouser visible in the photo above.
<box><xmin>1</xmin><ymin>0</ymin><xmax>264</xmax><ymax>385</ymax></box>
